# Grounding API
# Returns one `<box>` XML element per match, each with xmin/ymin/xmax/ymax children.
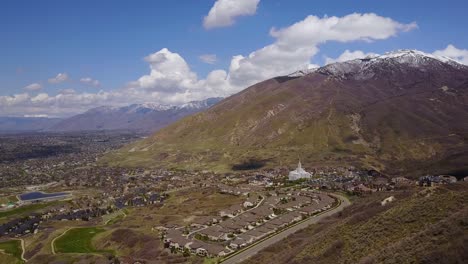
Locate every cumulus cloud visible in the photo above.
<box><xmin>80</xmin><ymin>77</ymin><xmax>100</xmax><ymax>87</ymax></box>
<box><xmin>0</xmin><ymin>91</ymin><xmax>115</xmax><ymax>117</ymax></box>
<box><xmin>23</xmin><ymin>83</ymin><xmax>43</xmax><ymax>91</ymax></box>
<box><xmin>127</xmin><ymin>48</ymin><xmax>234</xmax><ymax>104</ymax></box>
<box><xmin>1</xmin><ymin>13</ymin><xmax>417</xmax><ymax>117</ymax></box>
<box><xmin>199</xmin><ymin>54</ymin><xmax>218</xmax><ymax>64</ymax></box>
<box><xmin>433</xmin><ymin>44</ymin><xmax>468</xmax><ymax>65</ymax></box>
<box><xmin>204</xmin><ymin>0</ymin><xmax>260</xmax><ymax>29</ymax></box>
<box><xmin>228</xmin><ymin>13</ymin><xmax>416</xmax><ymax>87</ymax></box>
<box><xmin>48</xmin><ymin>73</ymin><xmax>69</xmax><ymax>84</ymax></box>
<box><xmin>325</xmin><ymin>50</ymin><xmax>379</xmax><ymax>65</ymax></box>
<box><xmin>59</xmin><ymin>88</ymin><xmax>76</xmax><ymax>95</ymax></box>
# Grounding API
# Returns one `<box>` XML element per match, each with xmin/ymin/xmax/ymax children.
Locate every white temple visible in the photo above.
<box><xmin>288</xmin><ymin>161</ymin><xmax>311</xmax><ymax>181</ymax></box>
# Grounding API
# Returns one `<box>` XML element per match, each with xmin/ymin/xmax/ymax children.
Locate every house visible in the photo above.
<box><xmin>419</xmin><ymin>176</ymin><xmax>433</xmax><ymax>186</ymax></box>
<box><xmin>185</xmin><ymin>240</ymin><xmax>206</xmax><ymax>255</ymax></box>
<box><xmin>439</xmin><ymin>175</ymin><xmax>457</xmax><ymax>184</ymax></box>
<box><xmin>191</xmin><ymin>216</ymin><xmax>217</xmax><ymax>228</ymax></box>
<box><xmin>299</xmin><ymin>204</ymin><xmax>321</xmax><ymax>215</ymax></box>
<box><xmin>220</xmin><ymin>219</ymin><xmax>243</xmax><ymax>232</ymax></box>
<box><xmin>391</xmin><ymin>177</ymin><xmax>413</xmax><ymax>187</ymax></box>
<box><xmin>235</xmin><ymin>214</ymin><xmax>259</xmax><ymax>230</ymax></box>
<box><xmin>199</xmin><ymin>226</ymin><xmax>226</xmax><ymax>241</ymax></box>
<box><xmin>244</xmin><ymin>229</ymin><xmax>267</xmax><ymax>240</ymax></box>
<box><xmin>372</xmin><ymin>177</ymin><xmax>389</xmax><ymax>191</ymax></box>
<box><xmin>220</xmin><ymin>204</ymin><xmax>243</xmax><ymax>218</ymax></box>
<box><xmin>165</xmin><ymin>229</ymin><xmax>190</xmax><ymax>250</ymax></box>
<box><xmin>249</xmin><ymin>205</ymin><xmax>274</xmax><ymax>220</ymax></box>
<box><xmin>229</xmin><ymin>237</ymin><xmax>247</xmax><ymax>249</ymax></box>
<box><xmin>354</xmin><ymin>184</ymin><xmax>372</xmax><ymax>194</ymax></box>
<box><xmin>229</xmin><ymin>233</ymin><xmax>255</xmax><ymax>249</ymax></box>
<box><xmin>202</xmin><ymin>243</ymin><xmax>228</xmax><ymax>258</ymax></box>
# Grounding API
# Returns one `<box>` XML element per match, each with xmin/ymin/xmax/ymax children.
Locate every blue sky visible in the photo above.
<box><xmin>1</xmin><ymin>0</ymin><xmax>468</xmax><ymax>117</ymax></box>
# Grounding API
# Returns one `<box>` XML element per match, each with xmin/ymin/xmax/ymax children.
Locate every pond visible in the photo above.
<box><xmin>19</xmin><ymin>191</ymin><xmax>69</xmax><ymax>201</ymax></box>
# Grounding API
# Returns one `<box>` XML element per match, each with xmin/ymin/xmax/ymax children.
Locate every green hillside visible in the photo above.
<box><xmin>102</xmin><ymin>60</ymin><xmax>468</xmax><ymax>175</ymax></box>
<box><xmin>246</xmin><ymin>184</ymin><xmax>468</xmax><ymax>264</ymax></box>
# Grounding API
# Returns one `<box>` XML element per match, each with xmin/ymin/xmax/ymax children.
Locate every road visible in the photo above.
<box><xmin>221</xmin><ymin>193</ymin><xmax>351</xmax><ymax>264</ymax></box>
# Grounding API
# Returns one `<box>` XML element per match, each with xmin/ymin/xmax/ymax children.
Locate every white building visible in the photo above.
<box><xmin>288</xmin><ymin>161</ymin><xmax>311</xmax><ymax>181</ymax></box>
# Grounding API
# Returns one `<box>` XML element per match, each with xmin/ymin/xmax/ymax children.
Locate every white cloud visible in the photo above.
<box><xmin>24</xmin><ymin>114</ymin><xmax>49</xmax><ymax>118</ymax></box>
<box><xmin>0</xmin><ymin>91</ymin><xmax>115</xmax><ymax>117</ymax></box>
<box><xmin>228</xmin><ymin>13</ymin><xmax>416</xmax><ymax>87</ymax></box>
<box><xmin>325</xmin><ymin>50</ymin><xmax>379</xmax><ymax>65</ymax></box>
<box><xmin>1</xmin><ymin>13</ymin><xmax>417</xmax><ymax>117</ymax></box>
<box><xmin>204</xmin><ymin>0</ymin><xmax>260</xmax><ymax>29</ymax></box>
<box><xmin>433</xmin><ymin>44</ymin><xmax>468</xmax><ymax>65</ymax></box>
<box><xmin>59</xmin><ymin>88</ymin><xmax>76</xmax><ymax>95</ymax></box>
<box><xmin>48</xmin><ymin>73</ymin><xmax>69</xmax><ymax>84</ymax></box>
<box><xmin>199</xmin><ymin>54</ymin><xmax>218</xmax><ymax>64</ymax></box>
<box><xmin>23</xmin><ymin>83</ymin><xmax>43</xmax><ymax>91</ymax></box>
<box><xmin>80</xmin><ymin>77</ymin><xmax>100</xmax><ymax>87</ymax></box>
<box><xmin>127</xmin><ymin>48</ymin><xmax>235</xmax><ymax>104</ymax></box>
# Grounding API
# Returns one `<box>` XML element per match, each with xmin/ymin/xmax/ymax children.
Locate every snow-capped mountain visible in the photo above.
<box><xmin>179</xmin><ymin>97</ymin><xmax>224</xmax><ymax>110</ymax></box>
<box><xmin>287</xmin><ymin>67</ymin><xmax>318</xmax><ymax>78</ymax></box>
<box><xmin>317</xmin><ymin>49</ymin><xmax>467</xmax><ymax>80</ymax></box>
<box><xmin>286</xmin><ymin>49</ymin><xmax>466</xmax><ymax>79</ymax></box>
<box><xmin>115</xmin><ymin>48</ymin><xmax>468</xmax><ymax>175</ymax></box>
<box><xmin>49</xmin><ymin>97</ymin><xmax>223</xmax><ymax>132</ymax></box>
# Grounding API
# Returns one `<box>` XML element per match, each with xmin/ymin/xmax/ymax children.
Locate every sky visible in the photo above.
<box><xmin>1</xmin><ymin>0</ymin><xmax>468</xmax><ymax>117</ymax></box>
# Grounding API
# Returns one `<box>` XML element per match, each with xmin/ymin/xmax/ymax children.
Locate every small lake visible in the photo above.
<box><xmin>19</xmin><ymin>191</ymin><xmax>69</xmax><ymax>201</ymax></box>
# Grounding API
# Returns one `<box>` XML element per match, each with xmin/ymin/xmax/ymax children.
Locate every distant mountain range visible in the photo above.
<box><xmin>106</xmin><ymin>50</ymin><xmax>468</xmax><ymax>176</ymax></box>
<box><xmin>0</xmin><ymin>117</ymin><xmax>62</xmax><ymax>132</ymax></box>
<box><xmin>0</xmin><ymin>98</ymin><xmax>222</xmax><ymax>133</ymax></box>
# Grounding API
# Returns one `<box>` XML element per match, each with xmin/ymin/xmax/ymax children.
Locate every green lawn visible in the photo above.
<box><xmin>0</xmin><ymin>196</ymin><xmax>18</xmax><ymax>205</ymax></box>
<box><xmin>54</xmin><ymin>227</ymin><xmax>110</xmax><ymax>254</ymax></box>
<box><xmin>102</xmin><ymin>210</ymin><xmax>125</xmax><ymax>225</ymax></box>
<box><xmin>0</xmin><ymin>240</ymin><xmax>23</xmax><ymax>264</ymax></box>
<box><xmin>0</xmin><ymin>203</ymin><xmax>54</xmax><ymax>219</ymax></box>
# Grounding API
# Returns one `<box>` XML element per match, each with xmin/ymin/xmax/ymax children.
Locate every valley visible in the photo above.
<box><xmin>2</xmin><ymin>1</ymin><xmax>468</xmax><ymax>263</ymax></box>
<box><xmin>0</xmin><ymin>127</ymin><xmax>466</xmax><ymax>263</ymax></box>
<box><xmin>1</xmin><ymin>51</ymin><xmax>467</xmax><ymax>264</ymax></box>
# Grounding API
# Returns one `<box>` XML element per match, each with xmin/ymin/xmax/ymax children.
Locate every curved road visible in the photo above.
<box><xmin>222</xmin><ymin>193</ymin><xmax>351</xmax><ymax>264</ymax></box>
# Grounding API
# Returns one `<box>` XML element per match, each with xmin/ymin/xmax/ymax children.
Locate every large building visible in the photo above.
<box><xmin>288</xmin><ymin>161</ymin><xmax>311</xmax><ymax>181</ymax></box>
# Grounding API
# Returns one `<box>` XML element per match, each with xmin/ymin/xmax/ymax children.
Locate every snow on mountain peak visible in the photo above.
<box><xmin>287</xmin><ymin>66</ymin><xmax>319</xmax><ymax>77</ymax></box>
<box><xmin>316</xmin><ymin>49</ymin><xmax>466</xmax><ymax>80</ymax></box>
<box><xmin>86</xmin><ymin>98</ymin><xmax>223</xmax><ymax>115</ymax></box>
<box><xmin>138</xmin><ymin>103</ymin><xmax>173</xmax><ymax>111</ymax></box>
<box><xmin>377</xmin><ymin>49</ymin><xmax>458</xmax><ymax>64</ymax></box>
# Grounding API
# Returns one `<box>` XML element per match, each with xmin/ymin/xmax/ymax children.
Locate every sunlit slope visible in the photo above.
<box><xmin>104</xmin><ymin>51</ymin><xmax>468</xmax><ymax>174</ymax></box>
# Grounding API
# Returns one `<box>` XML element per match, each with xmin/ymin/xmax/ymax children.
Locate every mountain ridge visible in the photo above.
<box><xmin>104</xmin><ymin>49</ymin><xmax>468</xmax><ymax>176</ymax></box>
<box><xmin>49</xmin><ymin>97</ymin><xmax>223</xmax><ymax>132</ymax></box>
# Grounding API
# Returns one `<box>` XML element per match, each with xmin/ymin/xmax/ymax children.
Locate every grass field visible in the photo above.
<box><xmin>102</xmin><ymin>210</ymin><xmax>126</xmax><ymax>225</ymax></box>
<box><xmin>247</xmin><ymin>184</ymin><xmax>468</xmax><ymax>264</ymax></box>
<box><xmin>54</xmin><ymin>227</ymin><xmax>109</xmax><ymax>254</ymax></box>
<box><xmin>0</xmin><ymin>240</ymin><xmax>23</xmax><ymax>264</ymax></box>
<box><xmin>0</xmin><ymin>196</ymin><xmax>18</xmax><ymax>205</ymax></box>
<box><xmin>120</xmin><ymin>187</ymin><xmax>244</xmax><ymax>230</ymax></box>
<box><xmin>0</xmin><ymin>202</ymin><xmax>56</xmax><ymax>219</ymax></box>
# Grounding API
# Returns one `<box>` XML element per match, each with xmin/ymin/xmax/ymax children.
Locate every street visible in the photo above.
<box><xmin>221</xmin><ymin>193</ymin><xmax>351</xmax><ymax>264</ymax></box>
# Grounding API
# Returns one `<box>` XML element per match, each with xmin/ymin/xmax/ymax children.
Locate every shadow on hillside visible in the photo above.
<box><xmin>231</xmin><ymin>158</ymin><xmax>270</xmax><ymax>171</ymax></box>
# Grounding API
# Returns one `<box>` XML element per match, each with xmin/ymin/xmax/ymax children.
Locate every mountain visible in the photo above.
<box><xmin>50</xmin><ymin>98</ymin><xmax>222</xmax><ymax>132</ymax></box>
<box><xmin>0</xmin><ymin>117</ymin><xmax>62</xmax><ymax>132</ymax></box>
<box><xmin>104</xmin><ymin>50</ymin><xmax>468</xmax><ymax>176</ymax></box>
